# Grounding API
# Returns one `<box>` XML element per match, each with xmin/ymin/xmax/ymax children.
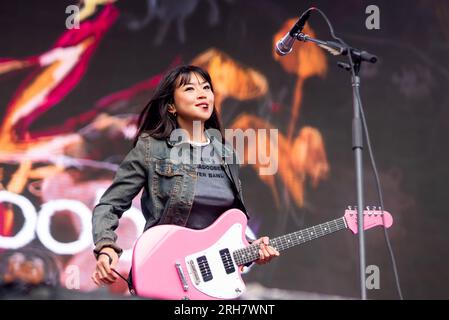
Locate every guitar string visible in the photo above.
<box><xmin>233</xmin><ymin>212</ymin><xmax>386</xmax><ymax>265</ymax></box>
<box><xmin>233</xmin><ymin>218</ymin><xmax>348</xmax><ymax>265</ymax></box>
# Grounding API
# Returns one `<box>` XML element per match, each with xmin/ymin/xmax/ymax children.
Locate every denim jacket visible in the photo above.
<box><xmin>92</xmin><ymin>130</ymin><xmax>249</xmax><ymax>257</ymax></box>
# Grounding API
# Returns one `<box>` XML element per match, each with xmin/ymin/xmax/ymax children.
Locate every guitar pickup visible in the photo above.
<box><xmin>219</xmin><ymin>248</ymin><xmax>235</xmax><ymax>274</ymax></box>
<box><xmin>196</xmin><ymin>255</ymin><xmax>213</xmax><ymax>282</ymax></box>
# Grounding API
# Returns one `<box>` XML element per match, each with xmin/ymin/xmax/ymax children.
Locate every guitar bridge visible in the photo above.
<box><xmin>187</xmin><ymin>260</ymin><xmax>201</xmax><ymax>285</ymax></box>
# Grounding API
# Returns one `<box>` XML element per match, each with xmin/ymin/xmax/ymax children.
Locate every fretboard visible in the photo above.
<box><xmin>232</xmin><ymin>217</ymin><xmax>347</xmax><ymax>266</ymax></box>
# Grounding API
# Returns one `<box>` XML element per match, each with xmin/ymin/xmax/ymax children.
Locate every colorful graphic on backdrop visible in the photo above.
<box><xmin>0</xmin><ymin>4</ymin><xmax>329</xmax><ymax>295</ymax></box>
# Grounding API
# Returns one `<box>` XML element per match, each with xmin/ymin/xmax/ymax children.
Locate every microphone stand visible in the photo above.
<box><xmin>296</xmin><ymin>32</ymin><xmax>378</xmax><ymax>300</ymax></box>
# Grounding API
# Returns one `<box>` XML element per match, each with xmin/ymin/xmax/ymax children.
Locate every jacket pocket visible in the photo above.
<box><xmin>151</xmin><ymin>159</ymin><xmax>185</xmax><ymax>206</ymax></box>
<box><xmin>154</xmin><ymin>160</ymin><xmax>184</xmax><ymax>177</ymax></box>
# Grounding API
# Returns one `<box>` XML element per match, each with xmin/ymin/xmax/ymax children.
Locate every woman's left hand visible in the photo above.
<box><xmin>253</xmin><ymin>236</ymin><xmax>280</xmax><ymax>265</ymax></box>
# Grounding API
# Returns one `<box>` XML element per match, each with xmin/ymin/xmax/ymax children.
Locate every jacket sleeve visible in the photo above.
<box><xmin>91</xmin><ymin>136</ymin><xmax>148</xmax><ymax>258</ymax></box>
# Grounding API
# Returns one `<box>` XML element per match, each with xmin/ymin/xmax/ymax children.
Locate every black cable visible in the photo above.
<box><xmin>309</xmin><ymin>7</ymin><xmax>404</xmax><ymax>299</ymax></box>
<box><xmin>353</xmin><ymin>75</ymin><xmax>404</xmax><ymax>300</ymax></box>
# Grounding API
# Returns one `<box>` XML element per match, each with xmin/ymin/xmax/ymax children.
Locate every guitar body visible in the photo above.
<box><xmin>131</xmin><ymin>206</ymin><xmax>393</xmax><ymax>300</ymax></box>
<box><xmin>131</xmin><ymin>209</ymin><xmax>250</xmax><ymax>300</ymax></box>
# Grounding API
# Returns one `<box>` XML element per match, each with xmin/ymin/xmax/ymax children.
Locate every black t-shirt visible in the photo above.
<box><xmin>185</xmin><ymin>141</ymin><xmax>236</xmax><ymax>230</ymax></box>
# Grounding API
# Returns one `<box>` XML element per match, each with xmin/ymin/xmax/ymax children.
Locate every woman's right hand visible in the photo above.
<box><xmin>92</xmin><ymin>247</ymin><xmax>119</xmax><ymax>286</ymax></box>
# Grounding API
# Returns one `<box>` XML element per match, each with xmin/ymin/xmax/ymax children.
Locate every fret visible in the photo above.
<box><xmin>322</xmin><ymin>222</ymin><xmax>329</xmax><ymax>234</ymax></box>
<box><xmin>289</xmin><ymin>233</ymin><xmax>295</xmax><ymax>247</ymax></box>
<box><xmin>301</xmin><ymin>228</ymin><xmax>308</xmax><ymax>241</ymax></box>
<box><xmin>310</xmin><ymin>226</ymin><xmax>317</xmax><ymax>238</ymax></box>
<box><xmin>298</xmin><ymin>229</ymin><xmax>305</xmax><ymax>243</ymax></box>
<box><xmin>310</xmin><ymin>226</ymin><xmax>315</xmax><ymax>239</ymax></box>
<box><xmin>233</xmin><ymin>217</ymin><xmax>349</xmax><ymax>266</ymax></box>
<box><xmin>333</xmin><ymin>219</ymin><xmax>338</xmax><ymax>231</ymax></box>
<box><xmin>316</xmin><ymin>224</ymin><xmax>323</xmax><ymax>237</ymax></box>
<box><xmin>317</xmin><ymin>224</ymin><xmax>323</xmax><ymax>235</ymax></box>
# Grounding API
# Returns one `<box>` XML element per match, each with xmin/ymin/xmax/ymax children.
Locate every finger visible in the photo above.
<box><xmin>94</xmin><ymin>271</ymin><xmax>110</xmax><ymax>286</ymax></box>
<box><xmin>100</xmin><ymin>260</ymin><xmax>117</xmax><ymax>281</ymax></box>
<box><xmin>110</xmin><ymin>255</ymin><xmax>118</xmax><ymax>269</ymax></box>
<box><xmin>258</xmin><ymin>249</ymin><xmax>265</xmax><ymax>262</ymax></box>
<box><xmin>100</xmin><ymin>258</ymin><xmax>114</xmax><ymax>275</ymax></box>
<box><xmin>96</xmin><ymin>264</ymin><xmax>115</xmax><ymax>284</ymax></box>
<box><xmin>101</xmin><ymin>272</ymin><xmax>117</xmax><ymax>284</ymax></box>
<box><xmin>99</xmin><ymin>259</ymin><xmax>118</xmax><ymax>282</ymax></box>
<box><xmin>266</xmin><ymin>246</ymin><xmax>279</xmax><ymax>257</ymax></box>
<box><xmin>261</xmin><ymin>245</ymin><xmax>270</xmax><ymax>258</ymax></box>
<box><xmin>99</xmin><ymin>273</ymin><xmax>114</xmax><ymax>285</ymax></box>
<box><xmin>104</xmin><ymin>271</ymin><xmax>117</xmax><ymax>283</ymax></box>
<box><xmin>254</xmin><ymin>237</ymin><xmax>266</xmax><ymax>246</ymax></box>
<box><xmin>262</xmin><ymin>236</ymin><xmax>270</xmax><ymax>246</ymax></box>
<box><xmin>96</xmin><ymin>262</ymin><xmax>109</xmax><ymax>280</ymax></box>
<box><xmin>260</xmin><ymin>243</ymin><xmax>270</xmax><ymax>259</ymax></box>
<box><xmin>94</xmin><ymin>272</ymin><xmax>102</xmax><ymax>286</ymax></box>
<box><xmin>92</xmin><ymin>272</ymin><xmax>100</xmax><ymax>286</ymax></box>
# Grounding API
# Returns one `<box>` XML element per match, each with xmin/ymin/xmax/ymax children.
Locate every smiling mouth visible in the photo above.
<box><xmin>195</xmin><ymin>104</ymin><xmax>209</xmax><ymax>109</ymax></box>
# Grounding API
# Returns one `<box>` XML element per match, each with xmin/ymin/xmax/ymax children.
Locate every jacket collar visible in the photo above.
<box><xmin>165</xmin><ymin>129</ymin><xmax>234</xmax><ymax>161</ymax></box>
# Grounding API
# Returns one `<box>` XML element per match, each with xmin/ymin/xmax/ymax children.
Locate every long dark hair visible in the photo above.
<box><xmin>134</xmin><ymin>65</ymin><xmax>223</xmax><ymax>146</ymax></box>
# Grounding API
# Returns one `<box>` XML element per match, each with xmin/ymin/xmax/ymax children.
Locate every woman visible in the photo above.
<box><xmin>91</xmin><ymin>65</ymin><xmax>279</xmax><ymax>292</ymax></box>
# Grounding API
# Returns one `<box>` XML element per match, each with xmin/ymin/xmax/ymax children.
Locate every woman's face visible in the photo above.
<box><xmin>172</xmin><ymin>72</ymin><xmax>214</xmax><ymax>125</ymax></box>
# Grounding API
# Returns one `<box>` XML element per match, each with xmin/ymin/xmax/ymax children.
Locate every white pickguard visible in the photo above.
<box><xmin>185</xmin><ymin>223</ymin><xmax>246</xmax><ymax>299</ymax></box>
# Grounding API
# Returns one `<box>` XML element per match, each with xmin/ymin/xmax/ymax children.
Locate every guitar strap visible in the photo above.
<box><xmin>112</xmin><ymin>268</ymin><xmax>136</xmax><ymax>296</ymax></box>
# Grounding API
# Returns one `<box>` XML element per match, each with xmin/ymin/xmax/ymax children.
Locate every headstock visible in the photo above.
<box><xmin>344</xmin><ymin>206</ymin><xmax>393</xmax><ymax>234</ymax></box>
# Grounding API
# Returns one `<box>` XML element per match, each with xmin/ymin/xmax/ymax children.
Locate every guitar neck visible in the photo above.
<box><xmin>233</xmin><ymin>217</ymin><xmax>348</xmax><ymax>266</ymax></box>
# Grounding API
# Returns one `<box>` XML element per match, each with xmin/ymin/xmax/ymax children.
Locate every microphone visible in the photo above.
<box><xmin>275</xmin><ymin>9</ymin><xmax>313</xmax><ymax>56</ymax></box>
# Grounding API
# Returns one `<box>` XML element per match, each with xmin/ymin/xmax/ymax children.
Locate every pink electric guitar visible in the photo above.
<box><xmin>131</xmin><ymin>207</ymin><xmax>393</xmax><ymax>300</ymax></box>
